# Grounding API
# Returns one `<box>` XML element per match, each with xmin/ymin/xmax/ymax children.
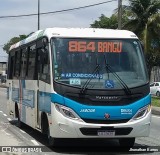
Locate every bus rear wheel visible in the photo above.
<box><xmin>15</xmin><ymin>104</ymin><xmax>23</xmax><ymax>128</ymax></box>
<box><xmin>119</xmin><ymin>138</ymin><xmax>135</xmax><ymax>148</ymax></box>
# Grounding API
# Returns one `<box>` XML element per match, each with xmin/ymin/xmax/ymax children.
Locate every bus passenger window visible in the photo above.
<box><xmin>39</xmin><ymin>44</ymin><xmax>50</xmax><ymax>83</ymax></box>
<box><xmin>8</xmin><ymin>52</ymin><xmax>15</xmax><ymax>79</ymax></box>
<box><xmin>13</xmin><ymin>50</ymin><xmax>21</xmax><ymax>79</ymax></box>
<box><xmin>20</xmin><ymin>48</ymin><xmax>27</xmax><ymax>79</ymax></box>
<box><xmin>27</xmin><ymin>44</ymin><xmax>36</xmax><ymax>80</ymax></box>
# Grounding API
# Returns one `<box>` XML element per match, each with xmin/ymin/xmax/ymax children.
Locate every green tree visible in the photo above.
<box><xmin>123</xmin><ymin>0</ymin><xmax>160</xmax><ymax>37</ymax></box>
<box><xmin>3</xmin><ymin>35</ymin><xmax>27</xmax><ymax>53</ymax></box>
<box><xmin>90</xmin><ymin>0</ymin><xmax>160</xmax><ymax>78</ymax></box>
<box><xmin>123</xmin><ymin>0</ymin><xmax>160</xmax><ymax>78</ymax></box>
<box><xmin>90</xmin><ymin>12</ymin><xmax>129</xmax><ymax>29</ymax></box>
<box><xmin>90</xmin><ymin>14</ymin><xmax>118</xmax><ymax>29</ymax></box>
<box><xmin>145</xmin><ymin>13</ymin><xmax>160</xmax><ymax>77</ymax></box>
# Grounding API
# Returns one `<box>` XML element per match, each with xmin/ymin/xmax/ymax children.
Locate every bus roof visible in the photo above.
<box><xmin>9</xmin><ymin>28</ymin><xmax>138</xmax><ymax>51</ymax></box>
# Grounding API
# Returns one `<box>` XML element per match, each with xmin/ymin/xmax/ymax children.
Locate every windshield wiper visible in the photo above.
<box><xmin>104</xmin><ymin>55</ymin><xmax>132</xmax><ymax>95</ymax></box>
<box><xmin>80</xmin><ymin>62</ymin><xmax>100</xmax><ymax>94</ymax></box>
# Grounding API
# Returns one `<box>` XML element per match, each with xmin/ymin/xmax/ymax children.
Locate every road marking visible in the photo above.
<box><xmin>3</xmin><ymin>130</ymin><xmax>11</xmax><ymax>136</ymax></box>
<box><xmin>20</xmin><ymin>129</ymin><xmax>26</xmax><ymax>133</ymax></box>
<box><xmin>7</xmin><ymin>118</ymin><xmax>11</xmax><ymax>121</ymax></box>
<box><xmin>3</xmin><ymin>114</ymin><xmax>7</xmax><ymax>117</ymax></box>
<box><xmin>31</xmin><ymin>140</ymin><xmax>39</xmax><ymax>146</ymax></box>
<box><xmin>0</xmin><ymin>111</ymin><xmax>3</xmax><ymax>113</ymax></box>
<box><xmin>12</xmin><ymin>127</ymin><xmax>29</xmax><ymax>141</ymax></box>
<box><xmin>152</xmin><ymin>115</ymin><xmax>160</xmax><ymax>119</ymax></box>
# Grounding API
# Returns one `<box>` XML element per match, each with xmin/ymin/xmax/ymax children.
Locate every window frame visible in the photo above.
<box><xmin>8</xmin><ymin>37</ymin><xmax>50</xmax><ymax>83</ymax></box>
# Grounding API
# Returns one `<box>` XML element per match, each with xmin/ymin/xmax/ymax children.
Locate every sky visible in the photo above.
<box><xmin>0</xmin><ymin>0</ymin><xmax>125</xmax><ymax>59</ymax></box>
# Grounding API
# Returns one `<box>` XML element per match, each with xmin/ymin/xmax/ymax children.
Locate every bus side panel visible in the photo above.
<box><xmin>20</xmin><ymin>80</ymin><xmax>38</xmax><ymax>129</ymax></box>
<box><xmin>38</xmin><ymin>80</ymin><xmax>52</xmax><ymax>132</ymax></box>
<box><xmin>7</xmin><ymin>79</ymin><xmax>19</xmax><ymax>118</ymax></box>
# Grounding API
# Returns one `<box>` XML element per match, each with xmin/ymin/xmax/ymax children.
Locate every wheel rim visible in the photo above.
<box><xmin>157</xmin><ymin>92</ymin><xmax>160</xmax><ymax>96</ymax></box>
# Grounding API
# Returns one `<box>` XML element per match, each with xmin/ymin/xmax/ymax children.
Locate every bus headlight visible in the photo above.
<box><xmin>132</xmin><ymin>105</ymin><xmax>151</xmax><ymax>120</ymax></box>
<box><xmin>55</xmin><ymin>103</ymin><xmax>83</xmax><ymax>122</ymax></box>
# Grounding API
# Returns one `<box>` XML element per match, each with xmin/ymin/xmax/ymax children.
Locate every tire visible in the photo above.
<box><xmin>47</xmin><ymin>127</ymin><xmax>58</xmax><ymax>147</ymax></box>
<box><xmin>119</xmin><ymin>138</ymin><xmax>135</xmax><ymax>148</ymax></box>
<box><xmin>15</xmin><ymin>104</ymin><xmax>23</xmax><ymax>128</ymax></box>
<box><xmin>156</xmin><ymin>91</ymin><xmax>160</xmax><ymax>97</ymax></box>
<box><xmin>41</xmin><ymin>114</ymin><xmax>59</xmax><ymax>147</ymax></box>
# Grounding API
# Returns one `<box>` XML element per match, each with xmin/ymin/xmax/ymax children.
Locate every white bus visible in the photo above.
<box><xmin>7</xmin><ymin>28</ymin><xmax>151</xmax><ymax>147</ymax></box>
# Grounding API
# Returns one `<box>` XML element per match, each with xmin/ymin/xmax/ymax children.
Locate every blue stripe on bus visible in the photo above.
<box><xmin>12</xmin><ymin>88</ymin><xmax>19</xmax><ymax>103</ymax></box>
<box><xmin>11</xmin><ymin>87</ymin><xmax>35</xmax><ymax>108</ymax></box>
<box><xmin>21</xmin><ymin>80</ymin><xmax>26</xmax><ymax>89</ymax></box>
<box><xmin>51</xmin><ymin>93</ymin><xmax>151</xmax><ymax>120</ymax></box>
<box><xmin>7</xmin><ymin>87</ymin><xmax>9</xmax><ymax>100</ymax></box>
<box><xmin>21</xmin><ymin>104</ymin><xmax>26</xmax><ymax>123</ymax></box>
<box><xmin>22</xmin><ymin>89</ymin><xmax>35</xmax><ymax>108</ymax></box>
<box><xmin>38</xmin><ymin>91</ymin><xmax>51</xmax><ymax>113</ymax></box>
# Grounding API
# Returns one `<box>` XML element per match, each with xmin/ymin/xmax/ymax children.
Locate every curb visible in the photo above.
<box><xmin>152</xmin><ymin>106</ymin><xmax>160</xmax><ymax>116</ymax></box>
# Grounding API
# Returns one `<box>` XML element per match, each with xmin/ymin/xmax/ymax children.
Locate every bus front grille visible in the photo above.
<box><xmin>80</xmin><ymin>127</ymin><xmax>133</xmax><ymax>136</ymax></box>
<box><xmin>82</xmin><ymin>119</ymin><xmax>130</xmax><ymax>124</ymax></box>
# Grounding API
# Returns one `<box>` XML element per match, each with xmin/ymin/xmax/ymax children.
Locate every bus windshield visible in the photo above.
<box><xmin>51</xmin><ymin>38</ymin><xmax>148</xmax><ymax>89</ymax></box>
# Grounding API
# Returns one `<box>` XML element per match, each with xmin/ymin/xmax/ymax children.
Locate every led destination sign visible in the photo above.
<box><xmin>69</xmin><ymin>41</ymin><xmax>122</xmax><ymax>53</ymax></box>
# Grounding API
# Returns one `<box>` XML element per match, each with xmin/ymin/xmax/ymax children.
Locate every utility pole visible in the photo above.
<box><xmin>38</xmin><ymin>0</ymin><xmax>40</xmax><ymax>30</ymax></box>
<box><xmin>118</xmin><ymin>0</ymin><xmax>122</xmax><ymax>29</ymax></box>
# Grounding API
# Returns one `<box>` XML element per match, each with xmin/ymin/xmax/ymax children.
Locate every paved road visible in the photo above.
<box><xmin>0</xmin><ymin>88</ymin><xmax>160</xmax><ymax>155</ymax></box>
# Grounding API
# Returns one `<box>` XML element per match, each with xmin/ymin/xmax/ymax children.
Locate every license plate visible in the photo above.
<box><xmin>97</xmin><ymin>130</ymin><xmax>115</xmax><ymax>137</ymax></box>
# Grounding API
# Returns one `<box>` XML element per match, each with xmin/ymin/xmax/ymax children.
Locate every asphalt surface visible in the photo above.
<box><xmin>152</xmin><ymin>106</ymin><xmax>160</xmax><ymax>116</ymax></box>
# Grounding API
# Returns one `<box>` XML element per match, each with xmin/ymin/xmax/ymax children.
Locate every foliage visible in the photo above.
<box><xmin>123</xmin><ymin>0</ymin><xmax>160</xmax><ymax>51</ymax></box>
<box><xmin>90</xmin><ymin>0</ymin><xmax>160</xmax><ymax>79</ymax></box>
<box><xmin>90</xmin><ymin>12</ymin><xmax>129</xmax><ymax>29</ymax></box>
<box><xmin>3</xmin><ymin>35</ymin><xmax>27</xmax><ymax>53</ymax></box>
<box><xmin>122</xmin><ymin>0</ymin><xmax>160</xmax><ymax>78</ymax></box>
<box><xmin>123</xmin><ymin>0</ymin><xmax>160</xmax><ymax>36</ymax></box>
<box><xmin>145</xmin><ymin>13</ymin><xmax>160</xmax><ymax>76</ymax></box>
<box><xmin>151</xmin><ymin>96</ymin><xmax>160</xmax><ymax>107</ymax></box>
<box><xmin>90</xmin><ymin>14</ymin><xmax>118</xmax><ymax>29</ymax></box>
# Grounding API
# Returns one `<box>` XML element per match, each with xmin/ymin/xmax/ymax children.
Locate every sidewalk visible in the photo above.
<box><xmin>152</xmin><ymin>106</ymin><xmax>160</xmax><ymax>116</ymax></box>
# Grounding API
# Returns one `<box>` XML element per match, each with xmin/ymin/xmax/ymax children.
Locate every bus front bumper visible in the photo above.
<box><xmin>50</xmin><ymin>104</ymin><xmax>151</xmax><ymax>138</ymax></box>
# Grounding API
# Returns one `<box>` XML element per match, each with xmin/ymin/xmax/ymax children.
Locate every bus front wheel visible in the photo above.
<box><xmin>47</xmin><ymin>127</ymin><xmax>57</xmax><ymax>147</ymax></box>
<box><xmin>41</xmin><ymin>114</ymin><xmax>58</xmax><ymax>147</ymax></box>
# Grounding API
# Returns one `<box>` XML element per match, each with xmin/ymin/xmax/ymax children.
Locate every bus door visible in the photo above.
<box><xmin>7</xmin><ymin>52</ymin><xmax>15</xmax><ymax>116</ymax></box>
<box><xmin>37</xmin><ymin>39</ymin><xmax>51</xmax><ymax>129</ymax></box>
<box><xmin>36</xmin><ymin>48</ymin><xmax>41</xmax><ymax>128</ymax></box>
